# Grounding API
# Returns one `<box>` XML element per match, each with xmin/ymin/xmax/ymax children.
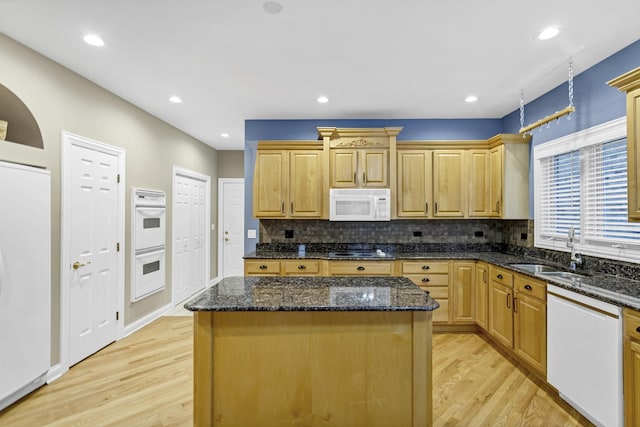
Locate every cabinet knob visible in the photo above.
<box><xmin>636</xmin><ymin>326</ymin><xmax>640</xmax><ymax>333</ymax></box>
<box><xmin>259</xmin><ymin>265</ymin><xmax>268</xmax><ymax>270</ymax></box>
<box><xmin>297</xmin><ymin>264</ymin><xmax>306</xmax><ymax>270</ymax></box>
<box><xmin>497</xmin><ymin>274</ymin><xmax>503</xmax><ymax>280</ymax></box>
<box><xmin>422</xmin><ymin>277</ymin><xmax>430</xmax><ymax>283</ymax></box>
<box><xmin>422</xmin><ymin>265</ymin><xmax>430</xmax><ymax>270</ymax></box>
<box><xmin>524</xmin><ymin>284</ymin><xmax>532</xmax><ymax>291</ymax></box>
<box><xmin>357</xmin><ymin>266</ymin><xmax>365</xmax><ymax>271</ymax></box>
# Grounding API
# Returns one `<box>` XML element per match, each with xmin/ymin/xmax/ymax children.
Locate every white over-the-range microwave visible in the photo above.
<box><xmin>329</xmin><ymin>188</ymin><xmax>391</xmax><ymax>221</ymax></box>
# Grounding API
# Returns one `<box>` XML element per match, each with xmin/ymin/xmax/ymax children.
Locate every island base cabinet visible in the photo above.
<box><xmin>194</xmin><ymin>311</ymin><xmax>433</xmax><ymax>427</ymax></box>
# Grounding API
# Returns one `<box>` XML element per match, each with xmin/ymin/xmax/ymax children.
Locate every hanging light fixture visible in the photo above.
<box><xmin>519</xmin><ymin>58</ymin><xmax>576</xmax><ymax>136</ymax></box>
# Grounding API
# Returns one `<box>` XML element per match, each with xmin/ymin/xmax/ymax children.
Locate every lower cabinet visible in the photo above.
<box><xmin>245</xmin><ymin>260</ymin><xmax>281</xmax><ymax>276</ymax></box>
<box><xmin>624</xmin><ymin>308</ymin><xmax>640</xmax><ymax>427</ymax></box>
<box><xmin>488</xmin><ymin>266</ymin><xmax>514</xmax><ymax>348</ymax></box>
<box><xmin>475</xmin><ymin>262</ymin><xmax>489</xmax><ymax>331</ymax></box>
<box><xmin>401</xmin><ymin>260</ymin><xmax>450</xmax><ymax>323</ymax></box>
<box><xmin>452</xmin><ymin>261</ymin><xmax>475</xmax><ymax>323</ymax></box>
<box><xmin>327</xmin><ymin>260</ymin><xmax>393</xmax><ymax>276</ymax></box>
<box><xmin>245</xmin><ymin>259</ymin><xmax>321</xmax><ymax>276</ymax></box>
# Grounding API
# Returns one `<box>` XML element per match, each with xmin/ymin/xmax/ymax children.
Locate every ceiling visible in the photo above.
<box><xmin>1</xmin><ymin>1</ymin><xmax>640</xmax><ymax>150</ymax></box>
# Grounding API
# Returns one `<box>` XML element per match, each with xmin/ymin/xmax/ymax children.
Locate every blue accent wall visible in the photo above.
<box><xmin>244</xmin><ymin>39</ymin><xmax>640</xmax><ymax>254</ymax></box>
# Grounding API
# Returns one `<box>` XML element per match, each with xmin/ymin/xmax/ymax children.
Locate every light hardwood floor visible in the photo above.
<box><xmin>0</xmin><ymin>317</ymin><xmax>591</xmax><ymax>426</ymax></box>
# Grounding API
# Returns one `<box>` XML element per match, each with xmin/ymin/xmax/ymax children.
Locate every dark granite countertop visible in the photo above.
<box><xmin>244</xmin><ymin>250</ymin><xmax>640</xmax><ymax>310</ymax></box>
<box><xmin>184</xmin><ymin>276</ymin><xmax>440</xmax><ymax>312</ymax></box>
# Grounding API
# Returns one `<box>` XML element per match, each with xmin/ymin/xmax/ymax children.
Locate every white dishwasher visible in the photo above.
<box><xmin>547</xmin><ymin>284</ymin><xmax>623</xmax><ymax>427</ymax></box>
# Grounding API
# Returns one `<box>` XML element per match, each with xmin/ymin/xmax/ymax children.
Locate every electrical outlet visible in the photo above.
<box><xmin>521</xmin><ymin>232</ymin><xmax>528</xmax><ymax>240</ymax></box>
<box><xmin>413</xmin><ymin>231</ymin><xmax>422</xmax><ymax>237</ymax></box>
<box><xmin>285</xmin><ymin>230</ymin><xmax>294</xmax><ymax>238</ymax></box>
<box><xmin>474</xmin><ymin>231</ymin><xmax>484</xmax><ymax>238</ymax></box>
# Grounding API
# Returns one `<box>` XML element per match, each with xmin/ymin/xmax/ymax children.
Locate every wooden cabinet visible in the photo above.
<box><xmin>488</xmin><ymin>266</ymin><xmax>514</xmax><ymax>348</ymax></box>
<box><xmin>330</xmin><ymin>149</ymin><xmax>388</xmax><ymax>188</ymax></box>
<box><xmin>401</xmin><ymin>260</ymin><xmax>450</xmax><ymax>323</ymax></box>
<box><xmin>467</xmin><ymin>150</ymin><xmax>490</xmax><ymax>217</ymax></box>
<box><xmin>623</xmin><ymin>307</ymin><xmax>640</xmax><ymax>426</ymax></box>
<box><xmin>513</xmin><ymin>275</ymin><xmax>546</xmax><ymax>376</ymax></box>
<box><xmin>452</xmin><ymin>261</ymin><xmax>475</xmax><ymax>323</ymax></box>
<box><xmin>253</xmin><ymin>148</ymin><xmax>323</xmax><ymax>219</ymax></box>
<box><xmin>486</xmin><ymin>135</ymin><xmax>530</xmax><ymax>219</ymax></box>
<box><xmin>245</xmin><ymin>260</ymin><xmax>282</xmax><ymax>276</ymax></box>
<box><xmin>327</xmin><ymin>260</ymin><xmax>393</xmax><ymax>276</ymax></box>
<box><xmin>475</xmin><ymin>262</ymin><xmax>489</xmax><ymax>331</ymax></box>
<box><xmin>282</xmin><ymin>260</ymin><xmax>321</xmax><ymax>276</ymax></box>
<box><xmin>608</xmin><ymin>67</ymin><xmax>640</xmax><ymax>221</ymax></box>
<box><xmin>433</xmin><ymin>150</ymin><xmax>465</xmax><ymax>217</ymax></box>
<box><xmin>396</xmin><ymin>150</ymin><xmax>433</xmax><ymax>218</ymax></box>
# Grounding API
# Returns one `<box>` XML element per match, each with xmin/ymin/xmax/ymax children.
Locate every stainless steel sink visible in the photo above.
<box><xmin>509</xmin><ymin>263</ymin><xmax>558</xmax><ymax>273</ymax></box>
<box><xmin>538</xmin><ymin>271</ymin><xmax>588</xmax><ymax>282</ymax></box>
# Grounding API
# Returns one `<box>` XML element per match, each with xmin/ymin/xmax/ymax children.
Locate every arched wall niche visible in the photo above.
<box><xmin>0</xmin><ymin>84</ymin><xmax>44</xmax><ymax>148</ymax></box>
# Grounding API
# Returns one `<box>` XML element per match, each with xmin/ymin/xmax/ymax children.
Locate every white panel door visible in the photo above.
<box><xmin>68</xmin><ymin>144</ymin><xmax>119</xmax><ymax>366</ymax></box>
<box><xmin>174</xmin><ymin>173</ymin><xmax>207</xmax><ymax>303</ymax></box>
<box><xmin>220</xmin><ymin>179</ymin><xmax>244</xmax><ymax>277</ymax></box>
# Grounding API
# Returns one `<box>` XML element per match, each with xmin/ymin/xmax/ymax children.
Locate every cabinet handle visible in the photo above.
<box><xmin>422</xmin><ymin>265</ymin><xmax>430</xmax><ymax>270</ymax></box>
<box><xmin>259</xmin><ymin>265</ymin><xmax>268</xmax><ymax>270</ymax></box>
<box><xmin>425</xmin><ymin>202</ymin><xmax>428</xmax><ymax>214</ymax></box>
<box><xmin>524</xmin><ymin>284</ymin><xmax>532</xmax><ymax>291</ymax></box>
<box><xmin>483</xmin><ymin>269</ymin><xmax>487</xmax><ymax>283</ymax></box>
<box><xmin>496</xmin><ymin>200</ymin><xmax>501</xmax><ymax>214</ymax></box>
<box><xmin>363</xmin><ymin>172</ymin><xmax>367</xmax><ymax>184</ymax></box>
<box><xmin>357</xmin><ymin>266</ymin><xmax>365</xmax><ymax>271</ymax></box>
<box><xmin>291</xmin><ymin>202</ymin><xmax>294</xmax><ymax>213</ymax></box>
<box><xmin>506</xmin><ymin>293</ymin><xmax>511</xmax><ymax>309</ymax></box>
<box><xmin>435</xmin><ymin>202</ymin><xmax>438</xmax><ymax>214</ymax></box>
<box><xmin>281</xmin><ymin>202</ymin><xmax>284</xmax><ymax>214</ymax></box>
<box><xmin>636</xmin><ymin>326</ymin><xmax>640</xmax><ymax>333</ymax></box>
<box><xmin>422</xmin><ymin>277</ymin><xmax>430</xmax><ymax>283</ymax></box>
<box><xmin>497</xmin><ymin>274</ymin><xmax>503</xmax><ymax>280</ymax></box>
<box><xmin>354</xmin><ymin>172</ymin><xmax>357</xmax><ymax>184</ymax></box>
<box><xmin>424</xmin><ymin>290</ymin><xmax>430</xmax><ymax>295</ymax></box>
<box><xmin>513</xmin><ymin>297</ymin><xmax>518</xmax><ymax>313</ymax></box>
<box><xmin>297</xmin><ymin>264</ymin><xmax>306</xmax><ymax>270</ymax></box>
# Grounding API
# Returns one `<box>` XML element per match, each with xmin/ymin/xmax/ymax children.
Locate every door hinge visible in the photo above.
<box><xmin>116</xmin><ymin>311</ymin><xmax>120</xmax><ymax>321</ymax></box>
<box><xmin>117</xmin><ymin>174</ymin><xmax>120</xmax><ymax>183</ymax></box>
<box><xmin>117</xmin><ymin>242</ymin><xmax>120</xmax><ymax>252</ymax></box>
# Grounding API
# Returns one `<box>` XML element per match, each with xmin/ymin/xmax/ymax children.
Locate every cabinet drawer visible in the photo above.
<box><xmin>405</xmin><ymin>274</ymin><xmax>449</xmax><ymax>287</ymax></box>
<box><xmin>624</xmin><ymin>309</ymin><xmax>640</xmax><ymax>340</ymax></box>
<box><xmin>328</xmin><ymin>261</ymin><xmax>393</xmax><ymax>276</ymax></box>
<box><xmin>432</xmin><ymin>299</ymin><xmax>449</xmax><ymax>323</ymax></box>
<box><xmin>283</xmin><ymin>260</ymin><xmax>320</xmax><ymax>275</ymax></box>
<box><xmin>245</xmin><ymin>260</ymin><xmax>280</xmax><ymax>275</ymax></box>
<box><xmin>418</xmin><ymin>286</ymin><xmax>449</xmax><ymax>299</ymax></box>
<box><xmin>490</xmin><ymin>266</ymin><xmax>513</xmax><ymax>286</ymax></box>
<box><xmin>402</xmin><ymin>261</ymin><xmax>449</xmax><ymax>274</ymax></box>
<box><xmin>514</xmin><ymin>275</ymin><xmax>546</xmax><ymax>301</ymax></box>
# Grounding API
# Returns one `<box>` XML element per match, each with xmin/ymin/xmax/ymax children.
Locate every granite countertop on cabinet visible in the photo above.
<box><xmin>184</xmin><ymin>276</ymin><xmax>440</xmax><ymax>312</ymax></box>
<box><xmin>244</xmin><ymin>250</ymin><xmax>640</xmax><ymax>311</ymax></box>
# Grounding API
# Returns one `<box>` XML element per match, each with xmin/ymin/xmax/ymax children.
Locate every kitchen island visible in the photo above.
<box><xmin>184</xmin><ymin>276</ymin><xmax>439</xmax><ymax>427</ymax></box>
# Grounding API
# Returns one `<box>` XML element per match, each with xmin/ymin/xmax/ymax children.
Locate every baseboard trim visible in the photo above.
<box><xmin>209</xmin><ymin>276</ymin><xmax>221</xmax><ymax>287</ymax></box>
<box><xmin>123</xmin><ymin>302</ymin><xmax>173</xmax><ymax>338</ymax></box>
<box><xmin>433</xmin><ymin>323</ymin><xmax>479</xmax><ymax>333</ymax></box>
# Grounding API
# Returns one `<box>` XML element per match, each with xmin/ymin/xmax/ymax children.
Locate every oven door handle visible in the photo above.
<box><xmin>135</xmin><ymin>207</ymin><xmax>166</xmax><ymax>217</ymax></box>
<box><xmin>135</xmin><ymin>247</ymin><xmax>166</xmax><ymax>258</ymax></box>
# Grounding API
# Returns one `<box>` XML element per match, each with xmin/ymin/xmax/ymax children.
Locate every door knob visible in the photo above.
<box><xmin>72</xmin><ymin>261</ymin><xmax>91</xmax><ymax>270</ymax></box>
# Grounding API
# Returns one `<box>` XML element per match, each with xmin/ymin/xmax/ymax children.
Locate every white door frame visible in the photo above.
<box><xmin>171</xmin><ymin>166</ymin><xmax>211</xmax><ymax>305</ymax></box>
<box><xmin>57</xmin><ymin>131</ymin><xmax>125</xmax><ymax>380</ymax></box>
<box><xmin>217</xmin><ymin>178</ymin><xmax>244</xmax><ymax>278</ymax></box>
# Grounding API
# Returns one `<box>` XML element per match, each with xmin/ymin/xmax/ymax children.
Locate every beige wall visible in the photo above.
<box><xmin>0</xmin><ymin>33</ymin><xmax>219</xmax><ymax>365</ymax></box>
<box><xmin>218</xmin><ymin>150</ymin><xmax>244</xmax><ymax>178</ymax></box>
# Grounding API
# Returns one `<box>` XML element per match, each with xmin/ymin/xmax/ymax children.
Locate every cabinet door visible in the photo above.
<box><xmin>489</xmin><ymin>145</ymin><xmax>503</xmax><ymax>217</ymax></box>
<box><xmin>452</xmin><ymin>262</ymin><xmax>475</xmax><ymax>323</ymax></box>
<box><xmin>433</xmin><ymin>150</ymin><xmax>465</xmax><ymax>217</ymax></box>
<box><xmin>245</xmin><ymin>260</ymin><xmax>281</xmax><ymax>276</ymax></box>
<box><xmin>514</xmin><ymin>293</ymin><xmax>546</xmax><ymax>375</ymax></box>
<box><xmin>475</xmin><ymin>263</ymin><xmax>489</xmax><ymax>331</ymax></box>
<box><xmin>626</xmin><ymin>339</ymin><xmax>640</xmax><ymax>427</ymax></box>
<box><xmin>330</xmin><ymin>149</ymin><xmax>358</xmax><ymax>188</ymax></box>
<box><xmin>629</xmin><ymin>88</ymin><xmax>640</xmax><ymax>221</ymax></box>
<box><xmin>468</xmin><ymin>150</ymin><xmax>490</xmax><ymax>217</ymax></box>
<box><xmin>397</xmin><ymin>150</ymin><xmax>432</xmax><ymax>217</ymax></box>
<box><xmin>253</xmin><ymin>151</ymin><xmax>287</xmax><ymax>218</ymax></box>
<box><xmin>360</xmin><ymin>149</ymin><xmax>388</xmax><ymax>188</ymax></box>
<box><xmin>488</xmin><ymin>280</ymin><xmax>513</xmax><ymax>348</ymax></box>
<box><xmin>289</xmin><ymin>151</ymin><xmax>323</xmax><ymax>217</ymax></box>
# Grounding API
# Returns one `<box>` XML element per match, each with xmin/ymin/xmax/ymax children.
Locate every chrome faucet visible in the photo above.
<box><xmin>567</xmin><ymin>227</ymin><xmax>583</xmax><ymax>271</ymax></box>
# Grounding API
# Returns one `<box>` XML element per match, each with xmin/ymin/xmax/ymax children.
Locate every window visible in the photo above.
<box><xmin>534</xmin><ymin>117</ymin><xmax>640</xmax><ymax>263</ymax></box>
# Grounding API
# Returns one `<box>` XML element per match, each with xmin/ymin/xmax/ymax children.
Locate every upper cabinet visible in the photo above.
<box><xmin>488</xmin><ymin>135</ymin><xmax>531</xmax><ymax>219</ymax></box>
<box><xmin>397</xmin><ymin>149</ymin><xmax>433</xmax><ymax>218</ymax></box>
<box><xmin>253</xmin><ymin>142</ymin><xmax>324</xmax><ymax>219</ymax></box>
<box><xmin>467</xmin><ymin>149</ymin><xmax>491</xmax><ymax>217</ymax></box>
<box><xmin>609</xmin><ymin>67</ymin><xmax>640</xmax><ymax>222</ymax></box>
<box><xmin>319</xmin><ymin>127</ymin><xmax>403</xmax><ymax>189</ymax></box>
<box><xmin>433</xmin><ymin>150</ymin><xmax>465</xmax><ymax>217</ymax></box>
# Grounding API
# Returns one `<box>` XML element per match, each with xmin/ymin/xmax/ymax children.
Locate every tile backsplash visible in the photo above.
<box><xmin>259</xmin><ymin>219</ymin><xmax>534</xmax><ymax>247</ymax></box>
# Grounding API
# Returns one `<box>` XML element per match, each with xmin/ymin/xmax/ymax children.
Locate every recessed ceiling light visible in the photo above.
<box><xmin>221</xmin><ymin>133</ymin><xmax>230</xmax><ymax>138</ymax></box>
<box><xmin>169</xmin><ymin>96</ymin><xmax>182</xmax><ymax>103</ymax></box>
<box><xmin>537</xmin><ymin>27</ymin><xmax>559</xmax><ymax>40</ymax></box>
<box><xmin>317</xmin><ymin>96</ymin><xmax>329</xmax><ymax>104</ymax></box>
<box><xmin>83</xmin><ymin>34</ymin><xmax>105</xmax><ymax>47</ymax></box>
<box><xmin>263</xmin><ymin>1</ymin><xmax>283</xmax><ymax>15</ymax></box>
<box><xmin>465</xmin><ymin>95</ymin><xmax>478</xmax><ymax>103</ymax></box>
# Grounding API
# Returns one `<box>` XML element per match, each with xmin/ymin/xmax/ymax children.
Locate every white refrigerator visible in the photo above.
<box><xmin>0</xmin><ymin>160</ymin><xmax>51</xmax><ymax>411</ymax></box>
